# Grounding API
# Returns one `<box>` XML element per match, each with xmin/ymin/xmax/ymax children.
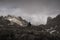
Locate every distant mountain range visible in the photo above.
<box><xmin>0</xmin><ymin>15</ymin><xmax>29</xmax><ymax>27</ymax></box>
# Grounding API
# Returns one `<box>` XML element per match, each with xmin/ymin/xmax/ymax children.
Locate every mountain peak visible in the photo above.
<box><xmin>5</xmin><ymin>15</ymin><xmax>28</xmax><ymax>27</ymax></box>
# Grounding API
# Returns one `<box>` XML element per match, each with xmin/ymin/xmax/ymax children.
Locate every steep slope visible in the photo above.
<box><xmin>46</xmin><ymin>14</ymin><xmax>60</xmax><ymax>32</ymax></box>
<box><xmin>5</xmin><ymin>15</ymin><xmax>28</xmax><ymax>27</ymax></box>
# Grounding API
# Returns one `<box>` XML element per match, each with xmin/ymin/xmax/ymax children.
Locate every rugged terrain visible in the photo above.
<box><xmin>0</xmin><ymin>15</ymin><xmax>60</xmax><ymax>40</ymax></box>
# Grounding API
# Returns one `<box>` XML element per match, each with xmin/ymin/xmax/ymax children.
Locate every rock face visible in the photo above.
<box><xmin>47</xmin><ymin>17</ymin><xmax>52</xmax><ymax>24</ymax></box>
<box><xmin>0</xmin><ymin>15</ymin><xmax>60</xmax><ymax>40</ymax></box>
<box><xmin>5</xmin><ymin>15</ymin><xmax>28</xmax><ymax>27</ymax></box>
<box><xmin>46</xmin><ymin>14</ymin><xmax>60</xmax><ymax>32</ymax></box>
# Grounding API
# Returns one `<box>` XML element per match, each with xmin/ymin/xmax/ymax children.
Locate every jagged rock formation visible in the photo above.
<box><xmin>46</xmin><ymin>14</ymin><xmax>60</xmax><ymax>32</ymax></box>
<box><xmin>5</xmin><ymin>15</ymin><xmax>28</xmax><ymax>27</ymax></box>
<box><xmin>47</xmin><ymin>17</ymin><xmax>53</xmax><ymax>24</ymax></box>
<box><xmin>0</xmin><ymin>15</ymin><xmax>60</xmax><ymax>40</ymax></box>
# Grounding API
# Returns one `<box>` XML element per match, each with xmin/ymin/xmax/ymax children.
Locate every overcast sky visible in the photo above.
<box><xmin>0</xmin><ymin>0</ymin><xmax>60</xmax><ymax>25</ymax></box>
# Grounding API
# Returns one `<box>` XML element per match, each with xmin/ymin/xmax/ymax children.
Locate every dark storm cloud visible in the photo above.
<box><xmin>0</xmin><ymin>0</ymin><xmax>60</xmax><ymax>25</ymax></box>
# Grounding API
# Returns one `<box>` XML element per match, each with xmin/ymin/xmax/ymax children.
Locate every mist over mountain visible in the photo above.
<box><xmin>0</xmin><ymin>0</ymin><xmax>60</xmax><ymax>25</ymax></box>
<box><xmin>0</xmin><ymin>0</ymin><xmax>60</xmax><ymax>40</ymax></box>
<box><xmin>0</xmin><ymin>14</ymin><xmax>60</xmax><ymax>40</ymax></box>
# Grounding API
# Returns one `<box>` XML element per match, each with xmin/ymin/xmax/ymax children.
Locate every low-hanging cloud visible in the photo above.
<box><xmin>0</xmin><ymin>8</ymin><xmax>48</xmax><ymax>25</ymax></box>
<box><xmin>0</xmin><ymin>0</ymin><xmax>60</xmax><ymax>25</ymax></box>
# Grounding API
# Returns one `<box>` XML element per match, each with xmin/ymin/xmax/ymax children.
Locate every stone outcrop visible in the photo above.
<box><xmin>5</xmin><ymin>15</ymin><xmax>28</xmax><ymax>27</ymax></box>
